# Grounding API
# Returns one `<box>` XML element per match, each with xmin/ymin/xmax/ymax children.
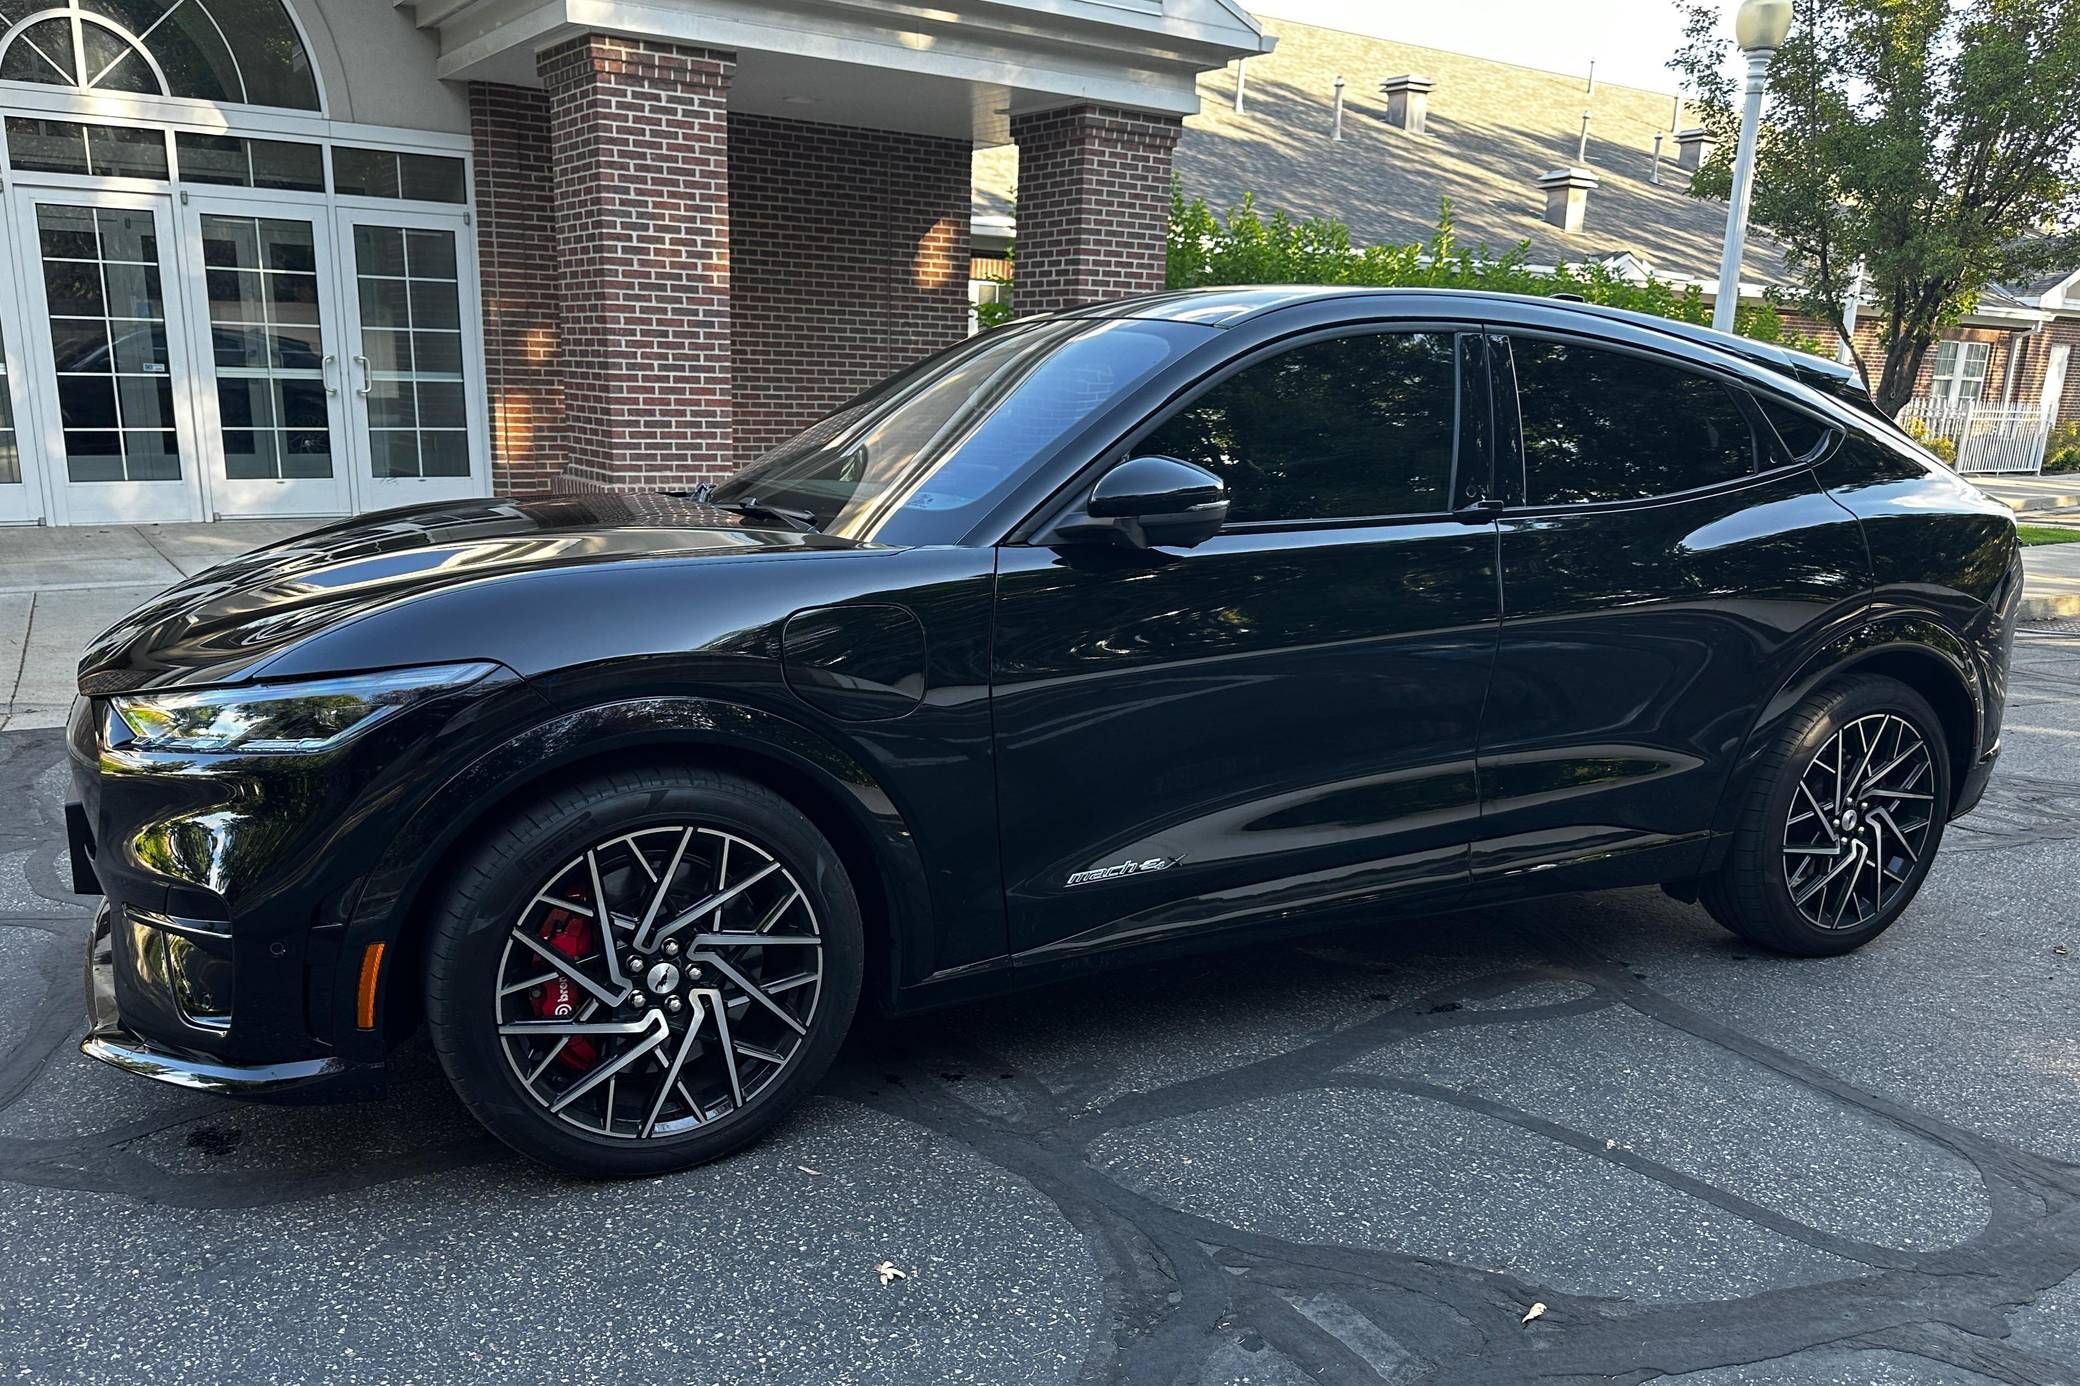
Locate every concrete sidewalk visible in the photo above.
<box><xmin>1</xmin><ymin>521</ymin><xmax>309</xmax><ymax>732</ymax></box>
<box><xmin>1971</xmin><ymin>474</ymin><xmax>2080</xmax><ymax>514</ymax></box>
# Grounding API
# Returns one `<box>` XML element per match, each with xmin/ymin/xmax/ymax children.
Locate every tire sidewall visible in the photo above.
<box><xmin>429</xmin><ymin>776</ymin><xmax>863</xmax><ymax>1177</ymax></box>
<box><xmin>1752</xmin><ymin>679</ymin><xmax>1951</xmax><ymax>949</ymax></box>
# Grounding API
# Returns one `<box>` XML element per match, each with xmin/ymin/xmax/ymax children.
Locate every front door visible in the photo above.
<box><xmin>179</xmin><ymin>195</ymin><xmax>353</xmax><ymax>518</ymax></box>
<box><xmin>12</xmin><ymin>187</ymin><xmax>201</xmax><ymax>525</ymax></box>
<box><xmin>334</xmin><ymin>206</ymin><xmax>490</xmax><ymax>512</ymax></box>
<box><xmin>2044</xmin><ymin>345</ymin><xmax>2071</xmax><ymax>424</ymax></box>
<box><xmin>990</xmin><ymin>327</ymin><xmax>1500</xmax><ymax>960</ymax></box>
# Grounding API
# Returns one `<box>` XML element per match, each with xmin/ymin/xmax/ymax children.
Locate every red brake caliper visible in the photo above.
<box><xmin>533</xmin><ymin>906</ymin><xmax>598</xmax><ymax>1071</ymax></box>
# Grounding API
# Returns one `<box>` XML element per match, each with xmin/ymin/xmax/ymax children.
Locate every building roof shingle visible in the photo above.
<box><xmin>974</xmin><ymin>14</ymin><xmax>1788</xmax><ymax>285</ymax></box>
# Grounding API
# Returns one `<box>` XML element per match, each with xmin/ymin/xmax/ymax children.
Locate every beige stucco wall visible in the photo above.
<box><xmin>290</xmin><ymin>0</ymin><xmax>470</xmax><ymax>134</ymax></box>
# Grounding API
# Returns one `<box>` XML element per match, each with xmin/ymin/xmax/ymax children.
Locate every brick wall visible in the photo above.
<box><xmin>1009</xmin><ymin>105</ymin><xmax>1181</xmax><ymax>316</ymax></box>
<box><xmin>470</xmin><ymin>82</ymin><xmax>562</xmax><ymax>496</ymax></box>
<box><xmin>728</xmin><ymin>114</ymin><xmax>972</xmax><ymax>460</ymax></box>
<box><xmin>1778</xmin><ymin>311</ymin><xmax>2080</xmax><ymax>425</ymax></box>
<box><xmin>538</xmin><ymin>36</ymin><xmax>735</xmax><ymax>490</ymax></box>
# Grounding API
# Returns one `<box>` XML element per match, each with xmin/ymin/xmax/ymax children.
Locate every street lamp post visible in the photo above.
<box><xmin>1712</xmin><ymin>0</ymin><xmax>1794</xmax><ymax>333</ymax></box>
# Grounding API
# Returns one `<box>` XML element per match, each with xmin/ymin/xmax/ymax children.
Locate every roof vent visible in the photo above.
<box><xmin>1673</xmin><ymin>127</ymin><xmax>1714</xmax><ymax>172</ymax></box>
<box><xmin>1380</xmin><ymin>75</ymin><xmax>1433</xmax><ymax>135</ymax></box>
<box><xmin>1537</xmin><ymin>167</ymin><xmax>1598</xmax><ymax>232</ymax></box>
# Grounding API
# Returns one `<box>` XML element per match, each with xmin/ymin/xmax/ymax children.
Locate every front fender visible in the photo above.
<box><xmin>329</xmin><ymin>696</ymin><xmax>939</xmax><ymax>1056</ymax></box>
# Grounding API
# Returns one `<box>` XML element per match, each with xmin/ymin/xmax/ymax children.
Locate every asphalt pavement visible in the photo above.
<box><xmin>3</xmin><ymin>631</ymin><xmax>2080</xmax><ymax>1384</ymax></box>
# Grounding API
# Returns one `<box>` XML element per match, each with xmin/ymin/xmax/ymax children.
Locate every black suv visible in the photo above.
<box><xmin>68</xmin><ymin>289</ymin><xmax>2019</xmax><ymax>1176</ymax></box>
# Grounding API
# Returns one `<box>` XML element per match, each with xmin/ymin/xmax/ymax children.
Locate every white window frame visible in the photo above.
<box><xmin>1931</xmin><ymin>339</ymin><xmax>1992</xmax><ymax>403</ymax></box>
<box><xmin>0</xmin><ymin>84</ymin><xmax>481</xmax><ymax>525</ymax></box>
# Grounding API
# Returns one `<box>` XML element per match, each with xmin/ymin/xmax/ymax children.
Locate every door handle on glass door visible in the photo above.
<box><xmin>322</xmin><ymin>353</ymin><xmax>338</xmax><ymax>395</ymax></box>
<box><xmin>352</xmin><ymin>354</ymin><xmax>370</xmax><ymax>397</ymax></box>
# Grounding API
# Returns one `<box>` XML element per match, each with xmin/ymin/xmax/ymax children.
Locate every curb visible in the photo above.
<box><xmin>1999</xmin><ymin>494</ymin><xmax>2080</xmax><ymax>513</ymax></box>
<box><xmin>2019</xmin><ymin>592</ymin><xmax>2080</xmax><ymax>621</ymax></box>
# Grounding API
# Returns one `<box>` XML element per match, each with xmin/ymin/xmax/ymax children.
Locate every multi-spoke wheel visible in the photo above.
<box><xmin>1779</xmin><ymin>713</ymin><xmax>1937</xmax><ymax>932</ymax></box>
<box><xmin>1701</xmin><ymin>676</ymin><xmax>1951</xmax><ymax>956</ymax></box>
<box><xmin>427</xmin><ymin>767</ymin><xmax>862</xmax><ymax>1176</ymax></box>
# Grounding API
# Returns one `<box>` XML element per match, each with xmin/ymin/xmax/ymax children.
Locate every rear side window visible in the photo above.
<box><xmin>1753</xmin><ymin>394</ymin><xmax>1832</xmax><ymax>460</ymax></box>
<box><xmin>1137</xmin><ymin>331</ymin><xmax>1459</xmax><ymax>522</ymax></box>
<box><xmin>1508</xmin><ymin>339</ymin><xmax>1759</xmax><ymax>505</ymax></box>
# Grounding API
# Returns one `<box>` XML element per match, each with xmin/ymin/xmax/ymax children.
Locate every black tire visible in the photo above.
<box><xmin>1701</xmin><ymin>675</ymin><xmax>1951</xmax><ymax>957</ymax></box>
<box><xmin>425</xmin><ymin>766</ymin><xmax>863</xmax><ymax>1177</ymax></box>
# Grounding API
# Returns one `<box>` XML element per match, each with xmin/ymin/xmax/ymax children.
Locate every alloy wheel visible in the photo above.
<box><xmin>493</xmin><ymin>825</ymin><xmax>823</xmax><ymax>1140</ymax></box>
<box><xmin>1780</xmin><ymin>712</ymin><xmax>1937</xmax><ymax>931</ymax></box>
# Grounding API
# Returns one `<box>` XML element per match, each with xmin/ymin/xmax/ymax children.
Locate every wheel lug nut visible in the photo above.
<box><xmin>667</xmin><ymin>996</ymin><xmax>682</xmax><ymax>1013</ymax></box>
<box><xmin>630</xmin><ymin>991</ymin><xmax>647</xmax><ymax>1009</ymax></box>
<box><xmin>664</xmin><ymin>939</ymin><xmax>680</xmax><ymax>956</ymax></box>
<box><xmin>687</xmin><ymin>964</ymin><xmax>704</xmax><ymax>981</ymax></box>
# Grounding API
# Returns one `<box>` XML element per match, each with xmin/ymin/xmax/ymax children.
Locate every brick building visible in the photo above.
<box><xmin>0</xmin><ymin>0</ymin><xmax>1270</xmax><ymax>527</ymax></box>
<box><xmin>974</xmin><ymin>15</ymin><xmax>2080</xmax><ymax>431</ymax></box>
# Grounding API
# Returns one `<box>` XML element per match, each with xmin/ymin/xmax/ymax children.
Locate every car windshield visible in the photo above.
<box><xmin>711</xmin><ymin>316</ymin><xmax>1211</xmax><ymax>544</ymax></box>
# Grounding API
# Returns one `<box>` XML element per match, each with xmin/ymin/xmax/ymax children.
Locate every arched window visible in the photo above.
<box><xmin>0</xmin><ymin>1</ymin><xmax>319</xmax><ymax>110</ymax></box>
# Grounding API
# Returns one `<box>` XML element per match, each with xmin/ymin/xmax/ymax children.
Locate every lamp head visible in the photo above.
<box><xmin>1735</xmin><ymin>0</ymin><xmax>1794</xmax><ymax>52</ymax></box>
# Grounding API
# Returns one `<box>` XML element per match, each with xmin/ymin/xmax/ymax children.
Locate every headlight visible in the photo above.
<box><xmin>110</xmin><ymin>663</ymin><xmax>497</xmax><ymax>754</ymax></box>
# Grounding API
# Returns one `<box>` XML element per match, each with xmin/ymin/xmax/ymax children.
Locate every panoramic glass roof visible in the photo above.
<box><xmin>0</xmin><ymin>1</ymin><xmax>319</xmax><ymax>110</ymax></box>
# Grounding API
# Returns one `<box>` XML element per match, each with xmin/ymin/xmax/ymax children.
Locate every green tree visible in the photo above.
<box><xmin>1669</xmin><ymin>0</ymin><xmax>2080</xmax><ymax>416</ymax></box>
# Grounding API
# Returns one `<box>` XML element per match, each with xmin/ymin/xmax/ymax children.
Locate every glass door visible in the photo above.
<box><xmin>178</xmin><ymin>193</ymin><xmax>352</xmax><ymax>517</ymax></box>
<box><xmin>0</xmin><ymin>319</ymin><xmax>38</xmax><ymax>525</ymax></box>
<box><xmin>334</xmin><ymin>206</ymin><xmax>489</xmax><ymax>511</ymax></box>
<box><xmin>10</xmin><ymin>188</ymin><xmax>201</xmax><ymax>525</ymax></box>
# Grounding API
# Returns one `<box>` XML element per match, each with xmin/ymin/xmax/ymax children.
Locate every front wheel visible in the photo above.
<box><xmin>425</xmin><ymin>766</ymin><xmax>863</xmax><ymax>1177</ymax></box>
<box><xmin>1701</xmin><ymin>675</ymin><xmax>1951</xmax><ymax>956</ymax></box>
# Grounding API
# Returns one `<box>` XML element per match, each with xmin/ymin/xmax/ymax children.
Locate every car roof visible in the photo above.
<box><xmin>1067</xmin><ymin>286</ymin><xmax>1869</xmax><ymax>405</ymax></box>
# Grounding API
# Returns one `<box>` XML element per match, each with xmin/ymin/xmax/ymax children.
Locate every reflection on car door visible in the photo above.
<box><xmin>1475</xmin><ymin>333</ymin><xmax>1869</xmax><ymax>890</ymax></box>
<box><xmin>990</xmin><ymin>328</ymin><xmax>1502</xmax><ymax>962</ymax></box>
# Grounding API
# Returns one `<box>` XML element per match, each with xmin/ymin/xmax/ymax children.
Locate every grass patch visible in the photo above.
<box><xmin>2017</xmin><ymin>524</ymin><xmax>2080</xmax><ymax>546</ymax></box>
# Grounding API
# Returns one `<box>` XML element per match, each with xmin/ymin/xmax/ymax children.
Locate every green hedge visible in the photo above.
<box><xmin>978</xmin><ymin>190</ymin><xmax>1818</xmax><ymax>353</ymax></box>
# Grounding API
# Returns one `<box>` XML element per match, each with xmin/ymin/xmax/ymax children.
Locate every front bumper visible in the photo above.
<box><xmin>81</xmin><ymin>901</ymin><xmax>377</xmax><ymax>1102</ymax></box>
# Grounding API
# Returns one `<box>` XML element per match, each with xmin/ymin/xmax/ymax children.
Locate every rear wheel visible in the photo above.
<box><xmin>425</xmin><ymin>767</ymin><xmax>862</xmax><ymax>1177</ymax></box>
<box><xmin>1702</xmin><ymin>676</ymin><xmax>1950</xmax><ymax>956</ymax></box>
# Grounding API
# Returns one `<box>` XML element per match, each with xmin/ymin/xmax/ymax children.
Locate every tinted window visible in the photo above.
<box><xmin>1138</xmin><ymin>332</ymin><xmax>1460</xmax><ymax>522</ymax></box>
<box><xmin>1754</xmin><ymin>395</ymin><xmax>1832</xmax><ymax>460</ymax></box>
<box><xmin>1510</xmin><ymin>339</ymin><xmax>1759</xmax><ymax>505</ymax></box>
<box><xmin>716</xmin><ymin>317</ymin><xmax>1209</xmax><ymax>544</ymax></box>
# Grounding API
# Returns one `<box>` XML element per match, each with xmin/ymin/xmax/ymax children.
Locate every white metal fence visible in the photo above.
<box><xmin>1897</xmin><ymin>398</ymin><xmax>2052</xmax><ymax>476</ymax></box>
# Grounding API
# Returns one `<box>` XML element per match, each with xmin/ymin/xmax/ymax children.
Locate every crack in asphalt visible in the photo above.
<box><xmin>5</xmin><ymin>636</ymin><xmax>2080</xmax><ymax>1383</ymax></box>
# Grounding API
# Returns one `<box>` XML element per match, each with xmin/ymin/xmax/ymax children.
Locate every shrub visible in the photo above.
<box><xmin>1164</xmin><ymin>191</ymin><xmax>1828</xmax><ymax>354</ymax></box>
<box><xmin>2046</xmin><ymin>423</ymin><xmax>2080</xmax><ymax>474</ymax></box>
<box><xmin>1902</xmin><ymin>416</ymin><xmax>1959</xmax><ymax>465</ymax></box>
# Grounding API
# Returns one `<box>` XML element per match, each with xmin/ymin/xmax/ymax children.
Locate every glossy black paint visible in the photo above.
<box><xmin>65</xmin><ymin>288</ymin><xmax>2018</xmax><ymax>1100</ymax></box>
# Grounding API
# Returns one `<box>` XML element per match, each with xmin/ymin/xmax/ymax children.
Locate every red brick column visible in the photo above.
<box><xmin>728</xmin><ymin>114</ymin><xmax>971</xmax><ymax>461</ymax></box>
<box><xmin>469</xmin><ymin>82</ymin><xmax>562</xmax><ymax>495</ymax></box>
<box><xmin>1009</xmin><ymin>105</ymin><xmax>1181</xmax><ymax>316</ymax></box>
<box><xmin>538</xmin><ymin>36</ymin><xmax>735</xmax><ymax>490</ymax></box>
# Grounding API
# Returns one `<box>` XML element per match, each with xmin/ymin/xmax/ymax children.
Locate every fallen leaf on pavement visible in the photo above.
<box><xmin>876</xmin><ymin>1261</ymin><xmax>908</xmax><ymax>1286</ymax></box>
<box><xmin>798</xmin><ymin>1166</ymin><xmax>823</xmax><ymax>1176</ymax></box>
<box><xmin>1521</xmin><ymin>1302</ymin><xmax>1547</xmax><ymax>1325</ymax></box>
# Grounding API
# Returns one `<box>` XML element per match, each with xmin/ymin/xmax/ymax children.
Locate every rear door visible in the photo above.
<box><xmin>1476</xmin><ymin>331</ymin><xmax>1868</xmax><ymax>887</ymax></box>
<box><xmin>990</xmin><ymin>326</ymin><xmax>1502</xmax><ymax>961</ymax></box>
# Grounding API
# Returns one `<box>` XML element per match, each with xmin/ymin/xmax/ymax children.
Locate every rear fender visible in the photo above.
<box><xmin>1711</xmin><ymin>615</ymin><xmax>1982</xmax><ymax>843</ymax></box>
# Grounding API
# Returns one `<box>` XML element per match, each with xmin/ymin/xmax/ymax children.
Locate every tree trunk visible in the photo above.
<box><xmin>1874</xmin><ymin>335</ymin><xmax>1935</xmax><ymax>418</ymax></box>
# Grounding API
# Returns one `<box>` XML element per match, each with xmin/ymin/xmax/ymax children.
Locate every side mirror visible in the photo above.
<box><xmin>1053</xmin><ymin>455</ymin><xmax>1230</xmax><ymax>551</ymax></box>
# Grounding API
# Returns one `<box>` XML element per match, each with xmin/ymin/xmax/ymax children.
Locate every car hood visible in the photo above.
<box><xmin>77</xmin><ymin>493</ymin><xmax>878</xmax><ymax>693</ymax></box>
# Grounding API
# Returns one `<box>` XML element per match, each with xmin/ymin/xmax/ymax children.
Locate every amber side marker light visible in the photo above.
<box><xmin>356</xmin><ymin>942</ymin><xmax>386</xmax><ymax>1030</ymax></box>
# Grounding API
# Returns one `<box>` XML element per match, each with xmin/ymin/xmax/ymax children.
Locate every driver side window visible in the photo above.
<box><xmin>1137</xmin><ymin>331</ymin><xmax>1461</xmax><ymax>524</ymax></box>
